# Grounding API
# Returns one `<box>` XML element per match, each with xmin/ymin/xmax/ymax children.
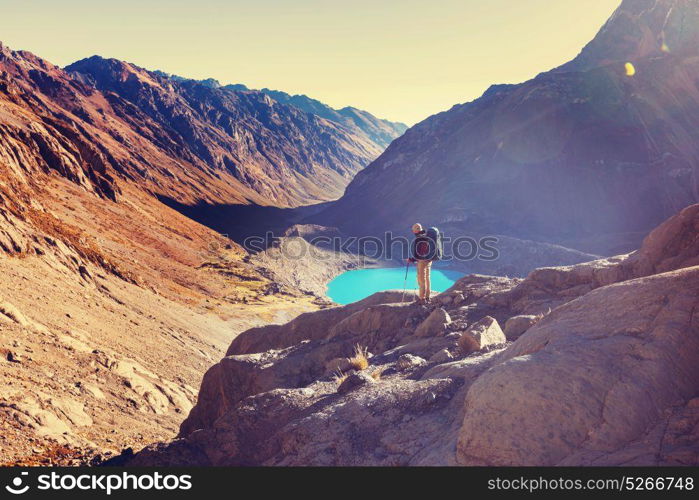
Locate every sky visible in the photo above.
<box><xmin>0</xmin><ymin>0</ymin><xmax>620</xmax><ymax>125</ymax></box>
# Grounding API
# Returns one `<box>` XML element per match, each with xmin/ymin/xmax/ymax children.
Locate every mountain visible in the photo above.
<box><xmin>152</xmin><ymin>71</ymin><xmax>407</xmax><ymax>151</ymax></box>
<box><xmin>251</xmin><ymin>88</ymin><xmax>408</xmax><ymax>149</ymax></box>
<box><xmin>65</xmin><ymin>56</ymin><xmax>383</xmax><ymax>206</ymax></box>
<box><xmin>318</xmin><ymin>0</ymin><xmax>699</xmax><ymax>255</ymax></box>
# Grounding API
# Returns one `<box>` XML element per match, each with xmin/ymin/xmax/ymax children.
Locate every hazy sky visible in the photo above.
<box><xmin>1</xmin><ymin>0</ymin><xmax>620</xmax><ymax>125</ymax></box>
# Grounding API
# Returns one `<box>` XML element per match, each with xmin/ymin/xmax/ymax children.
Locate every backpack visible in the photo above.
<box><xmin>412</xmin><ymin>227</ymin><xmax>443</xmax><ymax>261</ymax></box>
<box><xmin>426</xmin><ymin>226</ymin><xmax>443</xmax><ymax>260</ymax></box>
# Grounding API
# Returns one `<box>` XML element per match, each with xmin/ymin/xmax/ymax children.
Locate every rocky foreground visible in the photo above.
<box><xmin>119</xmin><ymin>204</ymin><xmax>699</xmax><ymax>466</ymax></box>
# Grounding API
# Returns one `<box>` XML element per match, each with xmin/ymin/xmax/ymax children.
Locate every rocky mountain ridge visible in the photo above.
<box><xmin>151</xmin><ymin>70</ymin><xmax>408</xmax><ymax>149</ymax></box>
<box><xmin>253</xmin><ymin>88</ymin><xmax>407</xmax><ymax>149</ymax></box>
<box><xmin>66</xmin><ymin>55</ymin><xmax>382</xmax><ymax>207</ymax></box>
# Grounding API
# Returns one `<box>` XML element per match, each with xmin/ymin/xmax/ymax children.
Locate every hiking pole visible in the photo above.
<box><xmin>401</xmin><ymin>260</ymin><xmax>410</xmax><ymax>304</ymax></box>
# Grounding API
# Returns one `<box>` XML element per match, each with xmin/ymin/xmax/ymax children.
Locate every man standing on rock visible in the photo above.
<box><xmin>408</xmin><ymin>223</ymin><xmax>433</xmax><ymax>304</ymax></box>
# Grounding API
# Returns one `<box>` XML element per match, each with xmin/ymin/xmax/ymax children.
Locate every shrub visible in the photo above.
<box><xmin>347</xmin><ymin>344</ymin><xmax>369</xmax><ymax>371</ymax></box>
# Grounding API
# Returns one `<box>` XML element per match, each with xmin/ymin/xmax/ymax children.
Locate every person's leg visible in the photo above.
<box><xmin>425</xmin><ymin>261</ymin><xmax>432</xmax><ymax>302</ymax></box>
<box><xmin>416</xmin><ymin>261</ymin><xmax>426</xmax><ymax>300</ymax></box>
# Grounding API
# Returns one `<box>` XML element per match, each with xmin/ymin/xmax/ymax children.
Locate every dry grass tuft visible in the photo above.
<box><xmin>347</xmin><ymin>344</ymin><xmax>369</xmax><ymax>371</ymax></box>
<box><xmin>333</xmin><ymin>369</ymin><xmax>348</xmax><ymax>385</ymax></box>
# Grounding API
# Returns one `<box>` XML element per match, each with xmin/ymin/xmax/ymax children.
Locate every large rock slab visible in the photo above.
<box><xmin>457</xmin><ymin>266</ymin><xmax>699</xmax><ymax>465</ymax></box>
<box><xmin>228</xmin><ymin>290</ymin><xmax>409</xmax><ymax>355</ymax></box>
<box><xmin>182</xmin><ymin>300</ymin><xmax>426</xmax><ymax>436</ymax></box>
<box><xmin>180</xmin><ymin>340</ymin><xmax>348</xmax><ymax>436</ymax></box>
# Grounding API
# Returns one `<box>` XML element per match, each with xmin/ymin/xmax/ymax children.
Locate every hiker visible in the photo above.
<box><xmin>407</xmin><ymin>223</ymin><xmax>441</xmax><ymax>304</ymax></box>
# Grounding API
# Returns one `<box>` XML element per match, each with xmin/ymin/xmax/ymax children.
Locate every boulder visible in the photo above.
<box><xmin>414</xmin><ymin>308</ymin><xmax>451</xmax><ymax>338</ymax></box>
<box><xmin>629</xmin><ymin>203</ymin><xmax>699</xmax><ymax>276</ymax></box>
<box><xmin>428</xmin><ymin>349</ymin><xmax>453</xmax><ymax>364</ymax></box>
<box><xmin>443</xmin><ymin>275</ymin><xmax>517</xmax><ymax>302</ymax></box>
<box><xmin>380</xmin><ymin>336</ymin><xmax>458</xmax><ymax>362</ymax></box>
<box><xmin>422</xmin><ymin>349</ymin><xmax>503</xmax><ymax>381</ymax></box>
<box><xmin>326</xmin><ymin>303</ymin><xmax>425</xmax><ymax>354</ymax></box>
<box><xmin>396</xmin><ymin>354</ymin><xmax>427</xmax><ymax>371</ymax></box>
<box><xmin>337</xmin><ymin>371</ymin><xmax>375</xmax><ymax>394</ymax></box>
<box><xmin>438</xmin><ymin>295</ymin><xmax>453</xmax><ymax>305</ymax></box>
<box><xmin>457</xmin><ymin>316</ymin><xmax>505</xmax><ymax>354</ymax></box>
<box><xmin>503</xmin><ymin>314</ymin><xmax>539</xmax><ymax>340</ymax></box>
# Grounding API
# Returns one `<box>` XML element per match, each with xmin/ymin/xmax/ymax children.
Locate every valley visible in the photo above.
<box><xmin>0</xmin><ymin>42</ymin><xmax>404</xmax><ymax>464</ymax></box>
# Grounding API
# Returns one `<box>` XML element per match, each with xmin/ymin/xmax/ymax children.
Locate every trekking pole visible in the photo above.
<box><xmin>401</xmin><ymin>260</ymin><xmax>410</xmax><ymax>304</ymax></box>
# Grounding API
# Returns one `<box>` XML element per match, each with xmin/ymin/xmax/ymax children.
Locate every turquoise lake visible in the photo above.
<box><xmin>326</xmin><ymin>267</ymin><xmax>465</xmax><ymax>305</ymax></box>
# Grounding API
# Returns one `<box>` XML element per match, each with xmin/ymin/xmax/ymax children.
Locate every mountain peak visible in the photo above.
<box><xmin>558</xmin><ymin>0</ymin><xmax>699</xmax><ymax>72</ymax></box>
<box><xmin>66</xmin><ymin>55</ymin><xmax>155</xmax><ymax>87</ymax></box>
<box><xmin>72</xmin><ymin>55</ymin><xmax>133</xmax><ymax>72</ymax></box>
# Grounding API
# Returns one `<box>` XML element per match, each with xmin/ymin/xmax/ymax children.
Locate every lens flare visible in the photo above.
<box><xmin>624</xmin><ymin>62</ymin><xmax>636</xmax><ymax>77</ymax></box>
